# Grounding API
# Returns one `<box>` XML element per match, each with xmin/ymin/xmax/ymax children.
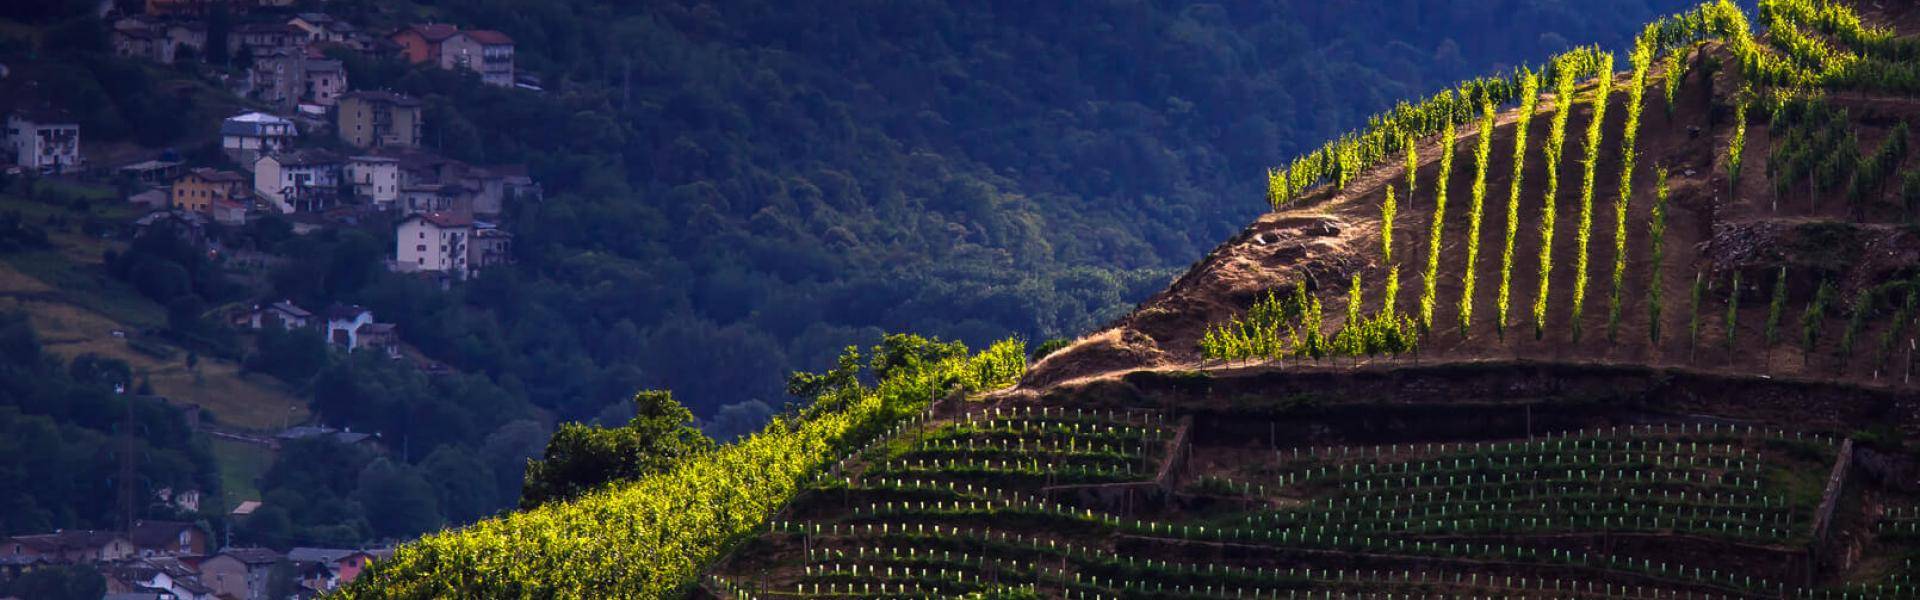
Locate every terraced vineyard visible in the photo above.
<box><xmin>709</xmin><ymin>400</ymin><xmax>1917</xmax><ymax>598</ymax></box>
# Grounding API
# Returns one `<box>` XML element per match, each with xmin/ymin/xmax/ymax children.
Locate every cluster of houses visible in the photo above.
<box><xmin>112</xmin><ymin>5</ymin><xmax>528</xmax><ymax>106</ymax></box>
<box><xmin>1</xmin><ymin>521</ymin><xmax>387</xmax><ymax>599</ymax></box>
<box><xmin>0</xmin><ymin>1</ymin><xmax>542</xmax><ymax>392</ymax></box>
<box><xmin>239</xmin><ymin>301</ymin><xmax>401</xmax><ymax>357</ymax></box>
<box><xmin>78</xmin><ymin>2</ymin><xmax>545</xmax><ymax>285</ymax></box>
<box><xmin>114</xmin><ymin>90</ymin><xmax>535</xmax><ymax>281</ymax></box>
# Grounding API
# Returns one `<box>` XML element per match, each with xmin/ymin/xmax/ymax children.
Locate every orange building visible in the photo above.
<box><xmin>170</xmin><ymin>168</ymin><xmax>248</xmax><ymax>213</ymax></box>
<box><xmin>388</xmin><ymin>24</ymin><xmax>461</xmax><ymax>65</ymax></box>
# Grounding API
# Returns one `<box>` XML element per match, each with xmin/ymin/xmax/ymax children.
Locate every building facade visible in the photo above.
<box><xmin>220</xmin><ymin>112</ymin><xmax>298</xmax><ymax>166</ymax></box>
<box><xmin>336</xmin><ymin>91</ymin><xmax>423</xmax><ymax>150</ymax></box>
<box><xmin>345</xmin><ymin>155</ymin><xmax>401</xmax><ymax>208</ymax></box>
<box><xmin>395</xmin><ymin>212</ymin><xmax>470</xmax><ymax>277</ymax></box>
<box><xmin>171</xmin><ymin>168</ymin><xmax>248</xmax><ymax>213</ymax></box>
<box><xmin>5</xmin><ymin>111</ymin><xmax>81</xmax><ymax>175</ymax></box>
<box><xmin>253</xmin><ymin>149</ymin><xmax>342</xmax><ymax>213</ymax></box>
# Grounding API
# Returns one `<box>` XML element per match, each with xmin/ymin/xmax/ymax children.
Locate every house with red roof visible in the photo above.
<box><xmin>389</xmin><ymin>24</ymin><xmax>516</xmax><ymax>87</ymax></box>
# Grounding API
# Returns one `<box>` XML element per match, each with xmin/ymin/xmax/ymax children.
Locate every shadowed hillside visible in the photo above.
<box><xmin>339</xmin><ymin>1</ymin><xmax>1920</xmax><ymax>597</ymax></box>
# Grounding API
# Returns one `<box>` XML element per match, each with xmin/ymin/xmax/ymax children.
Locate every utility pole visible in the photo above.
<box><xmin>119</xmin><ymin>395</ymin><xmax>137</xmax><ymax>539</ymax></box>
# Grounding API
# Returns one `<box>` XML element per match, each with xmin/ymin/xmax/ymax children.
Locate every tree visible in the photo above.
<box><xmin>353</xmin><ymin>459</ymin><xmax>444</xmax><ymax>539</ymax></box>
<box><xmin>480</xmin><ymin>420</ymin><xmax>550</xmax><ymax>507</ymax></box>
<box><xmin>3</xmin><ymin>564</ymin><xmax>104</xmax><ymax>600</ymax></box>
<box><xmin>520</xmin><ymin>390</ymin><xmax>716</xmax><ymax>508</ymax></box>
<box><xmin>245</xmin><ymin>326</ymin><xmax>332</xmax><ymax>385</ymax></box>
<box><xmin>421</xmin><ymin>446</ymin><xmax>501</xmax><ymax>525</ymax></box>
<box><xmin>206</xmin><ymin>4</ymin><xmax>233</xmax><ymax>65</ymax></box>
<box><xmin>705</xmin><ymin>400</ymin><xmax>774</xmax><ymax>441</ymax></box>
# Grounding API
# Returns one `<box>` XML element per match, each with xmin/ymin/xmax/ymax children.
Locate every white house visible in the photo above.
<box><xmin>5</xmin><ymin>110</ymin><xmax>81</xmax><ymax>175</ymax></box>
<box><xmin>248</xmin><ymin>300</ymin><xmax>312</xmax><ymax>330</ymax></box>
<box><xmin>254</xmin><ymin>149</ymin><xmax>342</xmax><ymax>213</ymax></box>
<box><xmin>221</xmin><ymin>112</ymin><xmax>298</xmax><ymax>166</ymax></box>
<box><xmin>345</xmin><ymin>155</ymin><xmax>400</xmax><ymax>208</ymax></box>
<box><xmin>440</xmin><ymin>30</ymin><xmax>516</xmax><ymax>87</ymax></box>
<box><xmin>395</xmin><ymin>212</ymin><xmax>471</xmax><ymax>278</ymax></box>
<box><xmin>323</xmin><ymin>304</ymin><xmax>375</xmax><ymax>350</ymax></box>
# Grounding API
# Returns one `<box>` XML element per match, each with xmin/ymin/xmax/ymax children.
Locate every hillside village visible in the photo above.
<box><xmin>0</xmin><ymin>1</ymin><xmax>551</xmax><ymax>598</ymax></box>
<box><xmin>6</xmin><ymin>2</ymin><xmax>548</xmax><ymax>371</ymax></box>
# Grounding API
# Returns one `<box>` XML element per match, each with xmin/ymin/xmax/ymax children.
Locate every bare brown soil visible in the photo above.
<box><xmin>1026</xmin><ymin>42</ymin><xmax>1920</xmax><ymax>392</ymax></box>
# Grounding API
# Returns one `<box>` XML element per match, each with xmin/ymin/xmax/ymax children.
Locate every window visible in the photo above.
<box><xmin>417</xmin><ymin>245</ymin><xmax>425</xmax><ymax>252</ymax></box>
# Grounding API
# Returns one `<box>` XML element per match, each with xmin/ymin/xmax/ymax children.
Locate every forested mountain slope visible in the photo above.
<box><xmin>328</xmin><ymin>0</ymin><xmax>1704</xmax><ymax>421</ymax></box>
<box><xmin>342</xmin><ymin>0</ymin><xmax>1920</xmax><ymax>597</ymax></box>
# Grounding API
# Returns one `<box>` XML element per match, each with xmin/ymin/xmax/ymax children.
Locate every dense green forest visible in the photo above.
<box><xmin>0</xmin><ymin>312</ymin><xmax>215</xmax><ymax>535</ymax></box>
<box><xmin>328</xmin><ymin>0</ymin><xmax>1704</xmax><ymax>421</ymax></box>
<box><xmin>0</xmin><ymin>0</ymin><xmax>1702</xmax><ymax>545</ymax></box>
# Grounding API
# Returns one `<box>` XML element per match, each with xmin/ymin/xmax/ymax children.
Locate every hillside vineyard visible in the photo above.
<box><xmin>341</xmin><ymin>0</ymin><xmax>1920</xmax><ymax>597</ymax></box>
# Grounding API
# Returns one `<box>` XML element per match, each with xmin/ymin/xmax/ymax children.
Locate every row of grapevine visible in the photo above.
<box><xmin>1610</xmin><ymin>37</ymin><xmax>1655</xmax><ymax>343</ymax></box>
<box><xmin>1202</xmin><ymin>279</ymin><xmax>1418</xmax><ymax>362</ymax></box>
<box><xmin>1419</xmin><ymin>120</ymin><xmax>1459</xmax><ymax>333</ymax></box>
<box><xmin>1848</xmin><ymin>121</ymin><xmax>1910</xmax><ymax>213</ymax></box>
<box><xmin>1767</xmin><ymin>96</ymin><xmax>1859</xmax><ymax>212</ymax></box>
<box><xmin>1381</xmin><ymin>185</ymin><xmax>1399</xmax><ymax>318</ymax></box>
<box><xmin>1648</xmin><ymin>170</ymin><xmax>1671</xmax><ymax>344</ymax></box>
<box><xmin>1496</xmin><ymin>71</ymin><xmax>1542</xmax><ymax>340</ymax></box>
<box><xmin>1727</xmin><ymin>94</ymin><xmax>1751</xmax><ymax>200</ymax></box>
<box><xmin>1533</xmin><ymin>59</ymin><xmax>1582</xmax><ymax>340</ymax></box>
<box><xmin>1457</xmin><ymin>96</ymin><xmax>1497</xmax><ymax>334</ymax></box>
<box><xmin>1569</xmin><ymin>52</ymin><xmax>1617</xmax><ymax>343</ymax></box>
<box><xmin>1262</xmin><ymin>0</ymin><xmax>1872</xmax><ymax>213</ymax></box>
